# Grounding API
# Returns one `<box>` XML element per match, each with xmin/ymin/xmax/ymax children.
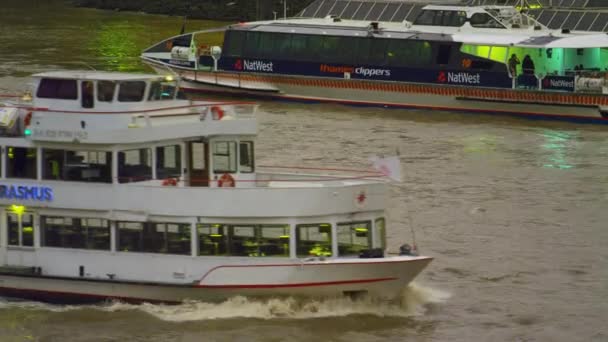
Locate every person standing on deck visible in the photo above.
<box><xmin>508</xmin><ymin>54</ymin><xmax>520</xmax><ymax>77</ymax></box>
<box><xmin>522</xmin><ymin>55</ymin><xmax>535</xmax><ymax>75</ymax></box>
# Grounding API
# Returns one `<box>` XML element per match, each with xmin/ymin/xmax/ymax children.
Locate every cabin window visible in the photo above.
<box><xmin>414</xmin><ymin>10</ymin><xmax>436</xmax><ymax>25</ymax></box>
<box><xmin>81</xmin><ymin>81</ymin><xmax>94</xmax><ymax>108</ymax></box>
<box><xmin>156</xmin><ymin>145</ymin><xmax>182</xmax><ymax>179</ymax></box>
<box><xmin>212</xmin><ymin>141</ymin><xmax>237</xmax><ymax>174</ymax></box>
<box><xmin>229</xmin><ymin>225</ymin><xmax>255</xmax><ymax>256</ymax></box>
<box><xmin>387</xmin><ymin>40</ymin><xmax>431</xmax><ymax>67</ymax></box>
<box><xmin>244</xmin><ymin>31</ymin><xmax>261</xmax><ymax>57</ymax></box>
<box><xmin>198</xmin><ymin>224</ymin><xmax>290</xmax><ymax>257</ymax></box>
<box><xmin>337</xmin><ymin>221</ymin><xmax>372</xmax><ymax>256</ymax></box>
<box><xmin>148</xmin><ymin>80</ymin><xmax>176</xmax><ymax>101</ymax></box>
<box><xmin>239</xmin><ymin>141</ymin><xmax>254</xmax><ymax>173</ymax></box>
<box><xmin>258</xmin><ymin>225</ymin><xmax>290</xmax><ymax>257</ymax></box>
<box><xmin>470</xmin><ymin>13</ymin><xmax>505</xmax><ymax>29</ymax></box>
<box><xmin>118</xmin><ymin>81</ymin><xmax>146</xmax><ymax>102</ymax></box>
<box><xmin>41</xmin><ymin>216</ymin><xmax>110</xmax><ymax>250</ymax></box>
<box><xmin>118</xmin><ymin>222</ymin><xmax>191</xmax><ymax>255</ymax></box>
<box><xmin>118</xmin><ymin>148</ymin><xmax>152</xmax><ymax>183</ymax></box>
<box><xmin>198</xmin><ymin>224</ymin><xmax>228</xmax><ymax>255</ymax></box>
<box><xmin>223</xmin><ymin>30</ymin><xmax>245</xmax><ymax>57</ymax></box>
<box><xmin>436</xmin><ymin>44</ymin><xmax>452</xmax><ymax>65</ymax></box>
<box><xmin>374</xmin><ymin>218</ymin><xmax>386</xmax><ymax>250</ymax></box>
<box><xmin>36</xmin><ymin>78</ymin><xmax>78</xmax><ymax>100</ymax></box>
<box><xmin>289</xmin><ymin>34</ymin><xmax>308</xmax><ymax>60</ymax></box>
<box><xmin>296</xmin><ymin>223</ymin><xmax>332</xmax><ymax>257</ymax></box>
<box><xmin>7</xmin><ymin>212</ymin><xmax>34</xmax><ymax>247</ymax></box>
<box><xmin>43</xmin><ymin>149</ymin><xmax>112</xmax><ymax>183</ymax></box>
<box><xmin>6</xmin><ymin>147</ymin><xmax>36</xmax><ymax>179</ymax></box>
<box><xmin>97</xmin><ymin>81</ymin><xmax>116</xmax><ymax>102</ymax></box>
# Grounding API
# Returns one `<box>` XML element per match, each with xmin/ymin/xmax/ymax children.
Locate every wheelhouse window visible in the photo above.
<box><xmin>41</xmin><ymin>216</ymin><xmax>110</xmax><ymax>250</ymax></box>
<box><xmin>7</xmin><ymin>212</ymin><xmax>34</xmax><ymax>247</ymax></box>
<box><xmin>43</xmin><ymin>149</ymin><xmax>112</xmax><ymax>183</ymax></box>
<box><xmin>374</xmin><ymin>218</ymin><xmax>386</xmax><ymax>250</ymax></box>
<box><xmin>414</xmin><ymin>10</ymin><xmax>467</xmax><ymax>27</ymax></box>
<box><xmin>470</xmin><ymin>13</ymin><xmax>505</xmax><ymax>29</ymax></box>
<box><xmin>148</xmin><ymin>80</ymin><xmax>177</xmax><ymax>101</ymax></box>
<box><xmin>239</xmin><ymin>141</ymin><xmax>254</xmax><ymax>173</ymax></box>
<box><xmin>118</xmin><ymin>222</ymin><xmax>190</xmax><ymax>255</ymax></box>
<box><xmin>337</xmin><ymin>221</ymin><xmax>372</xmax><ymax>256</ymax></box>
<box><xmin>212</xmin><ymin>141</ymin><xmax>237</xmax><ymax>174</ymax></box>
<box><xmin>296</xmin><ymin>223</ymin><xmax>332</xmax><ymax>257</ymax></box>
<box><xmin>97</xmin><ymin>81</ymin><xmax>116</xmax><ymax>102</ymax></box>
<box><xmin>118</xmin><ymin>148</ymin><xmax>152</xmax><ymax>183</ymax></box>
<box><xmin>6</xmin><ymin>147</ymin><xmax>37</xmax><ymax>179</ymax></box>
<box><xmin>156</xmin><ymin>145</ymin><xmax>182</xmax><ymax>179</ymax></box>
<box><xmin>36</xmin><ymin>78</ymin><xmax>78</xmax><ymax>100</ymax></box>
<box><xmin>118</xmin><ymin>81</ymin><xmax>146</xmax><ymax>102</ymax></box>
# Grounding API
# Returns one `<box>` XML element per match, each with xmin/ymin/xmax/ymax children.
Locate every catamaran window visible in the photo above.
<box><xmin>244</xmin><ymin>31</ymin><xmax>261</xmax><ymax>57</ymax></box>
<box><xmin>470</xmin><ymin>13</ymin><xmax>505</xmax><ymax>29</ymax></box>
<box><xmin>374</xmin><ymin>218</ymin><xmax>386</xmax><ymax>250</ymax></box>
<box><xmin>41</xmin><ymin>216</ymin><xmax>110</xmax><ymax>250</ymax></box>
<box><xmin>239</xmin><ymin>141</ymin><xmax>254</xmax><ymax>173</ymax></box>
<box><xmin>387</xmin><ymin>40</ymin><xmax>432</xmax><ymax>67</ymax></box>
<box><xmin>436</xmin><ymin>44</ymin><xmax>452</xmax><ymax>65</ymax></box>
<box><xmin>43</xmin><ymin>149</ymin><xmax>112</xmax><ymax>183</ymax></box>
<box><xmin>414</xmin><ymin>10</ymin><xmax>467</xmax><ymax>27</ymax></box>
<box><xmin>156</xmin><ymin>145</ymin><xmax>182</xmax><ymax>179</ymax></box>
<box><xmin>413</xmin><ymin>10</ymin><xmax>436</xmax><ymax>25</ymax></box>
<box><xmin>7</xmin><ymin>212</ymin><xmax>34</xmax><ymax>247</ymax></box>
<box><xmin>36</xmin><ymin>78</ymin><xmax>78</xmax><ymax>100</ymax></box>
<box><xmin>337</xmin><ymin>221</ymin><xmax>372</xmax><ymax>256</ymax></box>
<box><xmin>6</xmin><ymin>147</ymin><xmax>37</xmax><ymax>179</ymax></box>
<box><xmin>223</xmin><ymin>30</ymin><xmax>245</xmax><ymax>57</ymax></box>
<box><xmin>118</xmin><ymin>222</ymin><xmax>190</xmax><ymax>255</ymax></box>
<box><xmin>212</xmin><ymin>141</ymin><xmax>237</xmax><ymax>174</ymax></box>
<box><xmin>97</xmin><ymin>81</ymin><xmax>116</xmax><ymax>102</ymax></box>
<box><xmin>296</xmin><ymin>223</ymin><xmax>332</xmax><ymax>257</ymax></box>
<box><xmin>118</xmin><ymin>148</ymin><xmax>152</xmax><ymax>183</ymax></box>
<box><xmin>148</xmin><ymin>81</ymin><xmax>176</xmax><ymax>101</ymax></box>
<box><xmin>118</xmin><ymin>81</ymin><xmax>146</xmax><ymax>102</ymax></box>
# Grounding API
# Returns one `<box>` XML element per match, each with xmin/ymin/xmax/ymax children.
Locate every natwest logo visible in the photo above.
<box><xmin>438</xmin><ymin>71</ymin><xmax>481</xmax><ymax>85</ymax></box>
<box><xmin>234</xmin><ymin>59</ymin><xmax>274</xmax><ymax>72</ymax></box>
<box><xmin>543</xmin><ymin>78</ymin><xmax>574</xmax><ymax>89</ymax></box>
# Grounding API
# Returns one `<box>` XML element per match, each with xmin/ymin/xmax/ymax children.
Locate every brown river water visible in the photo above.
<box><xmin>1</xmin><ymin>1</ymin><xmax>607</xmax><ymax>341</ymax></box>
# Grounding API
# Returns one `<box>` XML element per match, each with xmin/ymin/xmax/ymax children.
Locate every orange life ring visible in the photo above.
<box><xmin>24</xmin><ymin>111</ymin><xmax>32</xmax><ymax>127</ymax></box>
<box><xmin>217</xmin><ymin>173</ymin><xmax>235</xmax><ymax>188</ymax></box>
<box><xmin>162</xmin><ymin>178</ymin><xmax>178</xmax><ymax>186</ymax></box>
<box><xmin>210</xmin><ymin>106</ymin><xmax>225</xmax><ymax>120</ymax></box>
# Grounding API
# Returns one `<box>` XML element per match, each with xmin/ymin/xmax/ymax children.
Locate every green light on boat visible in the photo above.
<box><xmin>24</xmin><ymin>129</ymin><xmax>32</xmax><ymax>136</ymax></box>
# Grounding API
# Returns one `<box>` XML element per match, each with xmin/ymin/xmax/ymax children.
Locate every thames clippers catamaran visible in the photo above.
<box><xmin>0</xmin><ymin>71</ymin><xmax>430</xmax><ymax>303</ymax></box>
<box><xmin>141</xmin><ymin>1</ymin><xmax>608</xmax><ymax>124</ymax></box>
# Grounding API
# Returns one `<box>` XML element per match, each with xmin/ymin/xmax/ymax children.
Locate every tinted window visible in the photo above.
<box><xmin>148</xmin><ymin>81</ymin><xmax>176</xmax><ymax>101</ymax></box>
<box><xmin>81</xmin><ymin>81</ymin><xmax>94</xmax><ymax>108</ymax></box>
<box><xmin>7</xmin><ymin>147</ymin><xmax>36</xmax><ymax>179</ymax></box>
<box><xmin>239</xmin><ymin>141</ymin><xmax>254</xmax><ymax>173</ymax></box>
<box><xmin>118</xmin><ymin>81</ymin><xmax>146</xmax><ymax>102</ymax></box>
<box><xmin>43</xmin><ymin>149</ymin><xmax>112</xmax><ymax>183</ymax></box>
<box><xmin>118</xmin><ymin>148</ymin><xmax>152</xmax><ymax>183</ymax></box>
<box><xmin>156</xmin><ymin>145</ymin><xmax>182</xmax><ymax>179</ymax></box>
<box><xmin>223</xmin><ymin>30</ymin><xmax>245</xmax><ymax>57</ymax></box>
<box><xmin>470</xmin><ymin>13</ymin><xmax>505</xmax><ymax>29</ymax></box>
<box><xmin>36</xmin><ymin>78</ymin><xmax>78</xmax><ymax>100</ymax></box>
<box><xmin>414</xmin><ymin>10</ymin><xmax>435</xmax><ymax>25</ymax></box>
<box><xmin>97</xmin><ymin>81</ymin><xmax>115</xmax><ymax>102</ymax></box>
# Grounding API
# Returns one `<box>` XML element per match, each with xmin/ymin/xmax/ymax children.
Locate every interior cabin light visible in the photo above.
<box><xmin>210</xmin><ymin>234</ymin><xmax>223</xmax><ymax>238</ymax></box>
<box><xmin>279</xmin><ymin>235</ymin><xmax>290</xmax><ymax>239</ymax></box>
<box><xmin>165</xmin><ymin>75</ymin><xmax>174</xmax><ymax>82</ymax></box>
<box><xmin>10</xmin><ymin>204</ymin><xmax>26</xmax><ymax>215</ymax></box>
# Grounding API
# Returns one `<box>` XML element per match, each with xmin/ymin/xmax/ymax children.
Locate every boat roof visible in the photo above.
<box><xmin>32</xmin><ymin>70</ymin><xmax>171</xmax><ymax>82</ymax></box>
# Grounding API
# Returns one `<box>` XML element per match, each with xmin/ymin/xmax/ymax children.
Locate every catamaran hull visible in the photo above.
<box><xmin>0</xmin><ymin>257</ymin><xmax>432</xmax><ymax>304</ymax></box>
<box><xmin>149</xmin><ymin>63</ymin><xmax>608</xmax><ymax>124</ymax></box>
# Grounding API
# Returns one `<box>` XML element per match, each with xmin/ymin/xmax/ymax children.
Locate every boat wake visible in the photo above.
<box><xmin>0</xmin><ymin>283</ymin><xmax>450</xmax><ymax>321</ymax></box>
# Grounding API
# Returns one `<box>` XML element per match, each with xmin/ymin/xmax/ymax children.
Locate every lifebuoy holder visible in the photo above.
<box><xmin>217</xmin><ymin>173</ymin><xmax>235</xmax><ymax>187</ymax></box>
<box><xmin>210</xmin><ymin>106</ymin><xmax>225</xmax><ymax>120</ymax></box>
<box><xmin>162</xmin><ymin>178</ymin><xmax>178</xmax><ymax>186</ymax></box>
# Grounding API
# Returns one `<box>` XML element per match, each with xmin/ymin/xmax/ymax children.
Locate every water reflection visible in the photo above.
<box><xmin>541</xmin><ymin>130</ymin><xmax>576</xmax><ymax>170</ymax></box>
<box><xmin>94</xmin><ymin>22</ymin><xmax>143</xmax><ymax>72</ymax></box>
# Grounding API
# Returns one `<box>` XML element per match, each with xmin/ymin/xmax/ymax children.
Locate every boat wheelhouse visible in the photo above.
<box><xmin>0</xmin><ymin>71</ymin><xmax>430</xmax><ymax>303</ymax></box>
<box><xmin>142</xmin><ymin>3</ymin><xmax>608</xmax><ymax>124</ymax></box>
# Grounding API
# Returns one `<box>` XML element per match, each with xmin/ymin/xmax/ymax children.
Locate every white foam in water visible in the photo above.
<box><xmin>0</xmin><ymin>284</ymin><xmax>451</xmax><ymax>321</ymax></box>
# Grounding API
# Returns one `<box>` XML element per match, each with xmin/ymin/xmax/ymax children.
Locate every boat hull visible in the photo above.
<box><xmin>148</xmin><ymin>62</ymin><xmax>608</xmax><ymax>124</ymax></box>
<box><xmin>0</xmin><ymin>256</ymin><xmax>432</xmax><ymax>304</ymax></box>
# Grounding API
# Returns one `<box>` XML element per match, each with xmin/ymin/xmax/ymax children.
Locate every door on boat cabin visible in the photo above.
<box><xmin>4</xmin><ymin>208</ymin><xmax>36</xmax><ymax>265</ymax></box>
<box><xmin>81</xmin><ymin>81</ymin><xmax>94</xmax><ymax>109</ymax></box>
<box><xmin>188</xmin><ymin>141</ymin><xmax>209</xmax><ymax>187</ymax></box>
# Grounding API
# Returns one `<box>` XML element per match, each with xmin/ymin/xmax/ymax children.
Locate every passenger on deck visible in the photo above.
<box><xmin>522</xmin><ymin>55</ymin><xmax>535</xmax><ymax>75</ymax></box>
<box><xmin>508</xmin><ymin>54</ymin><xmax>520</xmax><ymax>77</ymax></box>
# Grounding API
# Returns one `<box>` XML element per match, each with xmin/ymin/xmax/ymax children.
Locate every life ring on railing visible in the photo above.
<box><xmin>217</xmin><ymin>173</ymin><xmax>235</xmax><ymax>188</ymax></box>
<box><xmin>162</xmin><ymin>178</ymin><xmax>178</xmax><ymax>186</ymax></box>
<box><xmin>23</xmin><ymin>111</ymin><xmax>32</xmax><ymax>127</ymax></box>
<box><xmin>210</xmin><ymin>106</ymin><xmax>225</xmax><ymax>120</ymax></box>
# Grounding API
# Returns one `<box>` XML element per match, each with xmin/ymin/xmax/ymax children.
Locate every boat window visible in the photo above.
<box><xmin>117</xmin><ymin>222</ymin><xmax>144</xmax><ymax>252</ymax></box>
<box><xmin>6</xmin><ymin>147</ymin><xmax>37</xmax><ymax>179</ymax></box>
<box><xmin>81</xmin><ymin>81</ymin><xmax>94</xmax><ymax>108</ymax></box>
<box><xmin>43</xmin><ymin>149</ymin><xmax>112</xmax><ymax>183</ymax></box>
<box><xmin>367</xmin><ymin>38</ymin><xmax>389</xmax><ymax>66</ymax></box>
<box><xmin>212</xmin><ymin>141</ymin><xmax>237</xmax><ymax>174</ymax></box>
<box><xmin>118</xmin><ymin>148</ymin><xmax>152</xmax><ymax>183</ymax></box>
<box><xmin>289</xmin><ymin>34</ymin><xmax>308</xmax><ymax>60</ymax></box>
<box><xmin>337</xmin><ymin>221</ymin><xmax>372</xmax><ymax>256</ymax></box>
<box><xmin>223</xmin><ymin>30</ymin><xmax>245</xmax><ymax>57</ymax></box>
<box><xmin>199</xmin><ymin>224</ymin><xmax>290</xmax><ymax>257</ymax></box>
<box><xmin>7</xmin><ymin>212</ymin><xmax>34</xmax><ymax>247</ymax></box>
<box><xmin>296</xmin><ymin>223</ymin><xmax>332</xmax><ymax>257</ymax></box>
<box><xmin>198</xmin><ymin>224</ymin><xmax>228</xmax><ymax>255</ymax></box>
<box><xmin>436</xmin><ymin>44</ymin><xmax>452</xmax><ymax>65</ymax></box>
<box><xmin>239</xmin><ymin>141</ymin><xmax>254</xmax><ymax>173</ymax></box>
<box><xmin>36</xmin><ymin>78</ymin><xmax>78</xmax><ymax>100</ymax></box>
<box><xmin>470</xmin><ymin>13</ymin><xmax>505</xmax><ymax>29</ymax></box>
<box><xmin>414</xmin><ymin>10</ymin><xmax>436</xmax><ymax>25</ymax></box>
<box><xmin>153</xmin><ymin>223</ymin><xmax>191</xmax><ymax>255</ymax></box>
<box><xmin>387</xmin><ymin>40</ymin><xmax>432</xmax><ymax>67</ymax></box>
<box><xmin>118</xmin><ymin>81</ymin><xmax>146</xmax><ymax>102</ymax></box>
<box><xmin>320</xmin><ymin>36</ymin><xmax>355</xmax><ymax>64</ymax></box>
<box><xmin>256</xmin><ymin>32</ymin><xmax>278</xmax><ymax>59</ymax></box>
<box><xmin>244</xmin><ymin>31</ymin><xmax>261</xmax><ymax>57</ymax></box>
<box><xmin>41</xmin><ymin>216</ymin><xmax>110</xmax><ymax>250</ymax></box>
<box><xmin>374</xmin><ymin>218</ymin><xmax>386</xmax><ymax>250</ymax></box>
<box><xmin>156</xmin><ymin>145</ymin><xmax>182</xmax><ymax>179</ymax></box>
<box><xmin>97</xmin><ymin>81</ymin><xmax>116</xmax><ymax>102</ymax></box>
<box><xmin>148</xmin><ymin>80</ymin><xmax>176</xmax><ymax>101</ymax></box>
<box><xmin>259</xmin><ymin>225</ymin><xmax>290</xmax><ymax>257</ymax></box>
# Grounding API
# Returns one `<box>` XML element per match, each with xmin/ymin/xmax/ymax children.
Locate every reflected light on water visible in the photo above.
<box><xmin>541</xmin><ymin>130</ymin><xmax>576</xmax><ymax>170</ymax></box>
<box><xmin>93</xmin><ymin>22</ymin><xmax>143</xmax><ymax>72</ymax></box>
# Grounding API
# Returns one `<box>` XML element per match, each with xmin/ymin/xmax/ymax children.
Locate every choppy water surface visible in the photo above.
<box><xmin>1</xmin><ymin>1</ymin><xmax>608</xmax><ymax>341</ymax></box>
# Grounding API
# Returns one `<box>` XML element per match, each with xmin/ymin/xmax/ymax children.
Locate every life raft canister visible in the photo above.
<box><xmin>162</xmin><ymin>178</ymin><xmax>178</xmax><ymax>186</ymax></box>
<box><xmin>217</xmin><ymin>173</ymin><xmax>235</xmax><ymax>188</ymax></box>
<box><xmin>211</xmin><ymin>106</ymin><xmax>225</xmax><ymax>120</ymax></box>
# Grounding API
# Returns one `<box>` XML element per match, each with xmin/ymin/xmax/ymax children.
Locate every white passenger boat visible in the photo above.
<box><xmin>141</xmin><ymin>1</ymin><xmax>608</xmax><ymax>124</ymax></box>
<box><xmin>0</xmin><ymin>71</ymin><xmax>430</xmax><ymax>304</ymax></box>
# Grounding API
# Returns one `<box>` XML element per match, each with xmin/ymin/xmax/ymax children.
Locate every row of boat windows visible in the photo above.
<box><xmin>37</xmin><ymin>79</ymin><xmax>177</xmax><ymax>104</ymax></box>
<box><xmin>1</xmin><ymin>142</ymin><xmax>253</xmax><ymax>183</ymax></box>
<box><xmin>4</xmin><ymin>213</ymin><xmax>386</xmax><ymax>257</ymax></box>
<box><xmin>413</xmin><ymin>10</ymin><xmax>505</xmax><ymax>29</ymax></box>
